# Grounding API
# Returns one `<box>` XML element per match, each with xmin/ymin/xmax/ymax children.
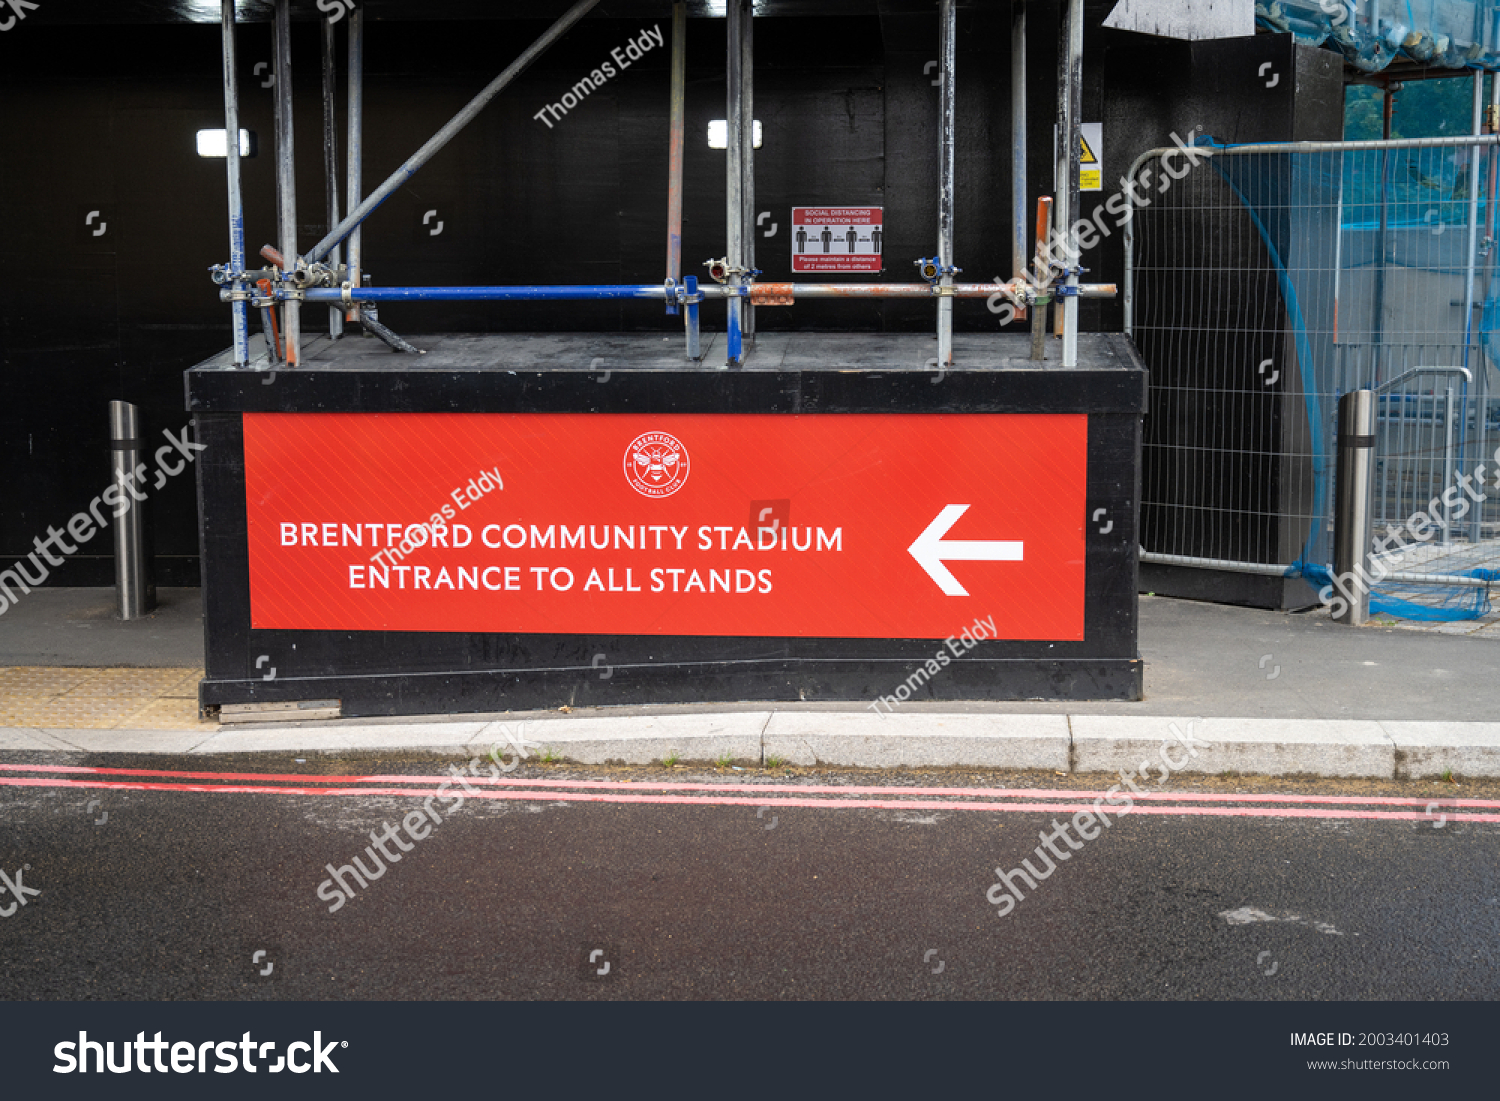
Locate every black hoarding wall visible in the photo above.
<box><xmin>0</xmin><ymin>10</ymin><xmax>1331</xmax><ymax>585</ymax></box>
<box><xmin>187</xmin><ymin>348</ymin><xmax>1147</xmax><ymax>712</ymax></box>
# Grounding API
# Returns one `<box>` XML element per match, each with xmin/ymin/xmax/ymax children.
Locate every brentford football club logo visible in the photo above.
<box><xmin>624</xmin><ymin>431</ymin><xmax>690</xmax><ymax>498</ymax></box>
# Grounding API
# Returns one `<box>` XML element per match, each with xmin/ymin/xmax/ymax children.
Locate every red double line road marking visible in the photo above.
<box><xmin>1</xmin><ymin>763</ymin><xmax>1496</xmax><ymax>822</ymax></box>
<box><xmin>3</xmin><ymin>762</ymin><xmax>1499</xmax><ymax>807</ymax></box>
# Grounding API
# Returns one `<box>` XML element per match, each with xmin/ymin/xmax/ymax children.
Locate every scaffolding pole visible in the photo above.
<box><xmin>1058</xmin><ymin>0</ymin><xmax>1083</xmax><ymax>367</ymax></box>
<box><xmin>726</xmin><ymin>0</ymin><xmax>749</xmax><ymax>366</ymax></box>
<box><xmin>219</xmin><ymin>0</ymin><xmax>249</xmax><ymax>366</ymax></box>
<box><xmin>322</xmin><ymin>15</ymin><xmax>344</xmax><ymax>341</ymax></box>
<box><xmin>296</xmin><ymin>282</ymin><xmax>1113</xmax><ymax>304</ymax></box>
<box><xmin>305</xmin><ymin>0</ymin><xmax>601</xmax><ymax>266</ymax></box>
<box><xmin>665</xmin><ymin>1</ymin><xmax>686</xmax><ymax>316</ymax></box>
<box><xmin>346</xmin><ymin>6</ymin><xmax>364</xmax><ymax>326</ymax></box>
<box><xmin>754</xmin><ymin>282</ymin><xmax>1109</xmax><ymax>300</ymax></box>
<box><xmin>937</xmin><ymin>0</ymin><xmax>957</xmax><ymax>367</ymax></box>
<box><xmin>1031</xmin><ymin>195</ymin><xmax>1052</xmax><ymax>360</ymax></box>
<box><xmin>1011</xmin><ymin>0</ymin><xmax>1028</xmax><ymax>319</ymax></box>
<box><xmin>740</xmin><ymin>0</ymin><xmax>756</xmax><ymax>342</ymax></box>
<box><xmin>273</xmin><ymin>0</ymin><xmax>299</xmax><ymax>365</ymax></box>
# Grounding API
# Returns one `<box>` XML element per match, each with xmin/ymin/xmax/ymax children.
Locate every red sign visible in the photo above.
<box><xmin>242</xmin><ymin>413</ymin><xmax>1087</xmax><ymax>640</ymax></box>
<box><xmin>792</xmin><ymin>207</ymin><xmax>883</xmax><ymax>274</ymax></box>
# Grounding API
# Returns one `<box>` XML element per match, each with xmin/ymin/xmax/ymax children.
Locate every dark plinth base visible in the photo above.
<box><xmin>195</xmin><ymin>658</ymin><xmax>1144</xmax><ymax>714</ymax></box>
<box><xmin>1140</xmin><ymin>563</ymin><xmax>1321</xmax><ymax>612</ymax></box>
<box><xmin>188</xmin><ymin>331</ymin><xmax>1146</xmax><ymax>716</ymax></box>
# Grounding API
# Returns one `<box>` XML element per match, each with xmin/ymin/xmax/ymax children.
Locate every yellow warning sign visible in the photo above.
<box><xmin>1053</xmin><ymin>122</ymin><xmax>1104</xmax><ymax>192</ymax></box>
<box><xmin>1079</xmin><ymin>122</ymin><xmax>1102</xmax><ymax>192</ymax></box>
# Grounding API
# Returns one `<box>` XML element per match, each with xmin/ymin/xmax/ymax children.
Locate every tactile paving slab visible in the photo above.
<box><xmin>0</xmin><ymin>667</ymin><xmax>208</xmax><ymax>730</ymax></box>
<box><xmin>0</xmin><ymin>667</ymin><xmax>94</xmax><ymax>698</ymax></box>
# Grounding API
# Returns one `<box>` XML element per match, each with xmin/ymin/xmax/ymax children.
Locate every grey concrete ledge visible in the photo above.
<box><xmin>1</xmin><ymin>711</ymin><xmax>1498</xmax><ymax>779</ymax></box>
<box><xmin>194</xmin><ymin>712</ymin><xmax>770</xmax><ymax>766</ymax></box>
<box><xmin>763</xmin><ymin>712</ymin><xmax>1070</xmax><ymax>770</ymax></box>
<box><xmin>1070</xmin><ymin>716</ymin><xmax>1398</xmax><ymax>779</ymax></box>
<box><xmin>1381</xmin><ymin>721</ymin><xmax>1500</xmax><ymax>779</ymax></box>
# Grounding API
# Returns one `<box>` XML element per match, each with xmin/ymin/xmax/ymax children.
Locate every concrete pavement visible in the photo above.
<box><xmin>4</xmin><ymin>709</ymin><xmax>1496</xmax><ymax>780</ymax></box>
<box><xmin>0</xmin><ymin>588</ymin><xmax>1497</xmax><ymax>778</ymax></box>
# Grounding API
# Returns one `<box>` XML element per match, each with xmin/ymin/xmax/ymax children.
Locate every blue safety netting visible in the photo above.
<box><xmin>1295</xmin><ymin>561</ymin><xmax>1500</xmax><ymax>618</ymax></box>
<box><xmin>1200</xmin><ymin>134</ymin><xmax>1500</xmax><ymax>621</ymax></box>
<box><xmin>1258</xmin><ymin>1</ymin><xmax>1500</xmax><ymax>72</ymax></box>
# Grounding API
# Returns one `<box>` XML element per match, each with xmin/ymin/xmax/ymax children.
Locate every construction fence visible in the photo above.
<box><xmin>1126</xmin><ymin>130</ymin><xmax>1500</xmax><ymax>620</ymax></box>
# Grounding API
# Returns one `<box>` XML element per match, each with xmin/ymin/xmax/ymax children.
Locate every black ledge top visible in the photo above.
<box><xmin>186</xmin><ymin>331</ymin><xmax>1148</xmax><ymax>415</ymax></box>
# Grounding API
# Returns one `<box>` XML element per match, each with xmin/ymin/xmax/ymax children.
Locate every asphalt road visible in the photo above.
<box><xmin>1</xmin><ymin>754</ymin><xmax>1495</xmax><ymax>1002</ymax></box>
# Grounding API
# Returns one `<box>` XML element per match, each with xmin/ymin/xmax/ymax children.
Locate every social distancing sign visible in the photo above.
<box><xmin>791</xmin><ymin>207</ymin><xmax>883</xmax><ymax>274</ymax></box>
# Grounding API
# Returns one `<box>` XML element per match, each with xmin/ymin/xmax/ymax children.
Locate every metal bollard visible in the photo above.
<box><xmin>108</xmin><ymin>401</ymin><xmax>156</xmax><ymax>620</ymax></box>
<box><xmin>1332</xmin><ymin>390</ymin><xmax>1376</xmax><ymax>626</ymax></box>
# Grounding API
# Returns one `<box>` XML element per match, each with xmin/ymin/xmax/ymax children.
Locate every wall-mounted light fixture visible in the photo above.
<box><xmin>707</xmin><ymin>119</ymin><xmax>762</xmax><ymax>149</ymax></box>
<box><xmin>196</xmin><ymin>129</ymin><xmax>256</xmax><ymax>158</ymax></box>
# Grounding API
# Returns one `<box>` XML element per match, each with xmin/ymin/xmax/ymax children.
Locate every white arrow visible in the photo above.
<box><xmin>908</xmin><ymin>504</ymin><xmax>1024</xmax><ymax>596</ymax></box>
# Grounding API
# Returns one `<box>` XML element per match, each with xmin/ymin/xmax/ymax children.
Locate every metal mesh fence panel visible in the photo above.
<box><xmin>1127</xmin><ymin>135</ymin><xmax>1500</xmax><ymax>617</ymax></box>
